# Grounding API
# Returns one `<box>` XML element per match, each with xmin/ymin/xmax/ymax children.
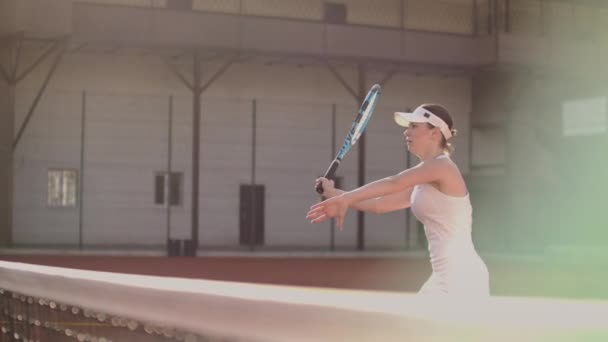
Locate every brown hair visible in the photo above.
<box><xmin>421</xmin><ymin>104</ymin><xmax>457</xmax><ymax>152</ymax></box>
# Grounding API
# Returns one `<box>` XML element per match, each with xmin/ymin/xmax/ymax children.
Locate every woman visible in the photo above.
<box><xmin>307</xmin><ymin>104</ymin><xmax>489</xmax><ymax>297</ymax></box>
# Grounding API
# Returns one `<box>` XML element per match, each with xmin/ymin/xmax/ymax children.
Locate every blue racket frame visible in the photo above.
<box><xmin>316</xmin><ymin>84</ymin><xmax>382</xmax><ymax>194</ymax></box>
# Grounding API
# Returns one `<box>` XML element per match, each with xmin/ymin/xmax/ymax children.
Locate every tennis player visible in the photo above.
<box><xmin>307</xmin><ymin>104</ymin><xmax>489</xmax><ymax>297</ymax></box>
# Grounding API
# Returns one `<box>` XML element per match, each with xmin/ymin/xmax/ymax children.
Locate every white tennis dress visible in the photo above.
<box><xmin>410</xmin><ymin>155</ymin><xmax>490</xmax><ymax>297</ymax></box>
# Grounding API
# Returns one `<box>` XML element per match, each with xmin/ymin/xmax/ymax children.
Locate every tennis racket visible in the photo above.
<box><xmin>316</xmin><ymin>83</ymin><xmax>382</xmax><ymax>194</ymax></box>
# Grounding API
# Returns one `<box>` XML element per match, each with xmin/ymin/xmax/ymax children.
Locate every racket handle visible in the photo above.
<box><xmin>316</xmin><ymin>159</ymin><xmax>341</xmax><ymax>195</ymax></box>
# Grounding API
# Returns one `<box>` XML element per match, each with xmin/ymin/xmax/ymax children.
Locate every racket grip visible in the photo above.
<box><xmin>316</xmin><ymin>159</ymin><xmax>340</xmax><ymax>195</ymax></box>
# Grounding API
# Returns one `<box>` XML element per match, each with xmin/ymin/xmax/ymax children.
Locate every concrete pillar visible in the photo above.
<box><xmin>0</xmin><ymin>81</ymin><xmax>14</xmax><ymax>246</ymax></box>
<box><xmin>470</xmin><ymin>70</ymin><xmax>546</xmax><ymax>252</ymax></box>
<box><xmin>0</xmin><ymin>0</ymin><xmax>17</xmax><ymax>246</ymax></box>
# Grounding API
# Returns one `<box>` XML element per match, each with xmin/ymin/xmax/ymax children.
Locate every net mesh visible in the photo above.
<box><xmin>0</xmin><ymin>289</ymin><xmax>212</xmax><ymax>342</ymax></box>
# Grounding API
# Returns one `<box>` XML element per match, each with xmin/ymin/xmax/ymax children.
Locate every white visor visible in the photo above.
<box><xmin>394</xmin><ymin>106</ymin><xmax>452</xmax><ymax>139</ymax></box>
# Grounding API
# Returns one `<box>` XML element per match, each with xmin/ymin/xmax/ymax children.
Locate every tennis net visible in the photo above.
<box><xmin>1</xmin><ymin>260</ymin><xmax>607</xmax><ymax>342</ymax></box>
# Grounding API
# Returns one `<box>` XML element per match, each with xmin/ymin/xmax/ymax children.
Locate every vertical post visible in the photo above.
<box><xmin>492</xmin><ymin>0</ymin><xmax>500</xmax><ymax>65</ymax></box>
<box><xmin>191</xmin><ymin>51</ymin><xmax>201</xmax><ymax>252</ymax></box>
<box><xmin>472</xmin><ymin>0</ymin><xmax>479</xmax><ymax>37</ymax></box>
<box><xmin>505</xmin><ymin>74</ymin><xmax>515</xmax><ymax>251</ymax></box>
<box><xmin>321</xmin><ymin>0</ymin><xmax>328</xmax><ymax>55</ymax></box>
<box><xmin>400</xmin><ymin>0</ymin><xmax>406</xmax><ymax>59</ymax></box>
<box><xmin>237</xmin><ymin>0</ymin><xmax>244</xmax><ymax>51</ymax></box>
<box><xmin>0</xmin><ymin>34</ymin><xmax>17</xmax><ymax>246</ymax></box>
<box><xmin>249</xmin><ymin>99</ymin><xmax>257</xmax><ymax>251</ymax></box>
<box><xmin>7</xmin><ymin>83</ymin><xmax>15</xmax><ymax>247</ymax></box>
<box><xmin>468</xmin><ymin>116</ymin><xmax>474</xmax><ymax>175</ymax></box>
<box><xmin>399</xmin><ymin>0</ymin><xmax>405</xmax><ymax>30</ymax></box>
<box><xmin>330</xmin><ymin>104</ymin><xmax>336</xmax><ymax>251</ymax></box>
<box><xmin>504</xmin><ymin>0</ymin><xmax>511</xmax><ymax>33</ymax></box>
<box><xmin>487</xmin><ymin>0</ymin><xmax>494</xmax><ymax>34</ymax></box>
<box><xmin>356</xmin><ymin>65</ymin><xmax>365</xmax><ymax>251</ymax></box>
<box><xmin>540</xmin><ymin>0</ymin><xmax>547</xmax><ymax>36</ymax></box>
<box><xmin>405</xmin><ymin>150</ymin><xmax>411</xmax><ymax>249</ymax></box>
<box><xmin>10</xmin><ymin>33</ymin><xmax>22</xmax><ymax>82</ymax></box>
<box><xmin>79</xmin><ymin>91</ymin><xmax>86</xmax><ymax>250</ymax></box>
<box><xmin>166</xmin><ymin>95</ymin><xmax>173</xmax><ymax>244</ymax></box>
<box><xmin>1</xmin><ymin>82</ymin><xmax>15</xmax><ymax>246</ymax></box>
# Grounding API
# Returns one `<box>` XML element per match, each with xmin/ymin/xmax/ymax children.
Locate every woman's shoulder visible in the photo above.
<box><xmin>405</xmin><ymin>157</ymin><xmax>458</xmax><ymax>183</ymax></box>
<box><xmin>424</xmin><ymin>155</ymin><xmax>457</xmax><ymax>168</ymax></box>
<box><xmin>428</xmin><ymin>156</ymin><xmax>463</xmax><ymax>178</ymax></box>
<box><xmin>428</xmin><ymin>156</ymin><xmax>468</xmax><ymax>196</ymax></box>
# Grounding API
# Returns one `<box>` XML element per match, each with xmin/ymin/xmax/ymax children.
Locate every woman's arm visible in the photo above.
<box><xmin>357</xmin><ymin>190</ymin><xmax>412</xmax><ymax>214</ymax></box>
<box><xmin>317</xmin><ymin>178</ymin><xmax>411</xmax><ymax>214</ymax></box>
<box><xmin>331</xmin><ymin>189</ymin><xmax>412</xmax><ymax>214</ymax></box>
<box><xmin>307</xmin><ymin>161</ymin><xmax>447</xmax><ymax>229</ymax></box>
<box><xmin>343</xmin><ymin>160</ymin><xmax>445</xmax><ymax>205</ymax></box>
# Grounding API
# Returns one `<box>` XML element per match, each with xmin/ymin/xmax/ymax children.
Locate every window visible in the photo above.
<box><xmin>155</xmin><ymin>172</ymin><xmax>183</xmax><ymax>206</ymax></box>
<box><xmin>562</xmin><ymin>96</ymin><xmax>606</xmax><ymax>137</ymax></box>
<box><xmin>47</xmin><ymin>169</ymin><xmax>78</xmax><ymax>207</ymax></box>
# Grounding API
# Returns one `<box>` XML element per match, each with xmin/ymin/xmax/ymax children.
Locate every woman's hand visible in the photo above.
<box><xmin>315</xmin><ymin>177</ymin><xmax>343</xmax><ymax>198</ymax></box>
<box><xmin>306</xmin><ymin>193</ymin><xmax>350</xmax><ymax>230</ymax></box>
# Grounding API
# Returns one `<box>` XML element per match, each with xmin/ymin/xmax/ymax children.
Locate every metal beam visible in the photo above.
<box><xmin>13</xmin><ymin>40</ymin><xmax>66</xmax><ymax>151</ymax></box>
<box><xmin>166</xmin><ymin>95</ymin><xmax>173</xmax><ymax>247</ymax></box>
<box><xmin>504</xmin><ymin>0</ymin><xmax>511</xmax><ymax>33</ymax></box>
<box><xmin>330</xmin><ymin>104</ymin><xmax>336</xmax><ymax>251</ymax></box>
<box><xmin>2</xmin><ymin>84</ymin><xmax>16</xmax><ymax>246</ymax></box>
<box><xmin>249</xmin><ymin>99</ymin><xmax>257</xmax><ymax>252</ymax></box>
<box><xmin>356</xmin><ymin>65</ymin><xmax>365</xmax><ymax>251</ymax></box>
<box><xmin>251</xmin><ymin>99</ymin><xmax>257</xmax><ymax>186</ymax></box>
<box><xmin>0</xmin><ymin>64</ymin><xmax>9</xmax><ymax>83</ymax></box>
<box><xmin>68</xmin><ymin>43</ymin><xmax>88</xmax><ymax>54</ymax></box>
<box><xmin>405</xmin><ymin>147</ymin><xmax>411</xmax><ymax>249</ymax></box>
<box><xmin>165</xmin><ymin>50</ymin><xmax>235</xmax><ymax>254</ymax></box>
<box><xmin>198</xmin><ymin>56</ymin><xmax>235</xmax><ymax>95</ymax></box>
<box><xmin>79</xmin><ymin>91</ymin><xmax>87</xmax><ymax>250</ymax></box>
<box><xmin>10</xmin><ymin>32</ymin><xmax>24</xmax><ymax>81</ymax></box>
<box><xmin>15</xmin><ymin>40</ymin><xmax>60</xmax><ymax>83</ymax></box>
<box><xmin>325</xmin><ymin>61</ymin><xmax>359</xmax><ymax>102</ymax></box>
<box><xmin>191</xmin><ymin>50</ymin><xmax>202</xmax><ymax>253</ymax></box>
<box><xmin>356</xmin><ymin>67</ymin><xmax>396</xmax><ymax>249</ymax></box>
<box><xmin>378</xmin><ymin>68</ymin><xmax>397</xmax><ymax>88</ymax></box>
<box><xmin>546</xmin><ymin>0</ymin><xmax>608</xmax><ymax>8</ymax></box>
<box><xmin>9</xmin><ymin>32</ymin><xmax>24</xmax><ymax>80</ymax></box>
<box><xmin>0</xmin><ymin>31</ymin><xmax>23</xmax><ymax>43</ymax></box>
<box><xmin>192</xmin><ymin>53</ymin><xmax>236</xmax><ymax>252</ymax></box>
<box><xmin>165</xmin><ymin>58</ymin><xmax>194</xmax><ymax>92</ymax></box>
<box><xmin>472</xmin><ymin>0</ymin><xmax>479</xmax><ymax>37</ymax></box>
<box><xmin>0</xmin><ymin>35</ymin><xmax>14</xmax><ymax>82</ymax></box>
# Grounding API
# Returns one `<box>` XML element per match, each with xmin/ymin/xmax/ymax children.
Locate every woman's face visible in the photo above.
<box><xmin>403</xmin><ymin>122</ymin><xmax>437</xmax><ymax>155</ymax></box>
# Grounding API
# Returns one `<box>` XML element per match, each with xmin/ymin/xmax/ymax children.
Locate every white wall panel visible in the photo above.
<box><xmin>15</xmin><ymin>0</ymin><xmax>72</xmax><ymax>36</ymax></box>
<box><xmin>83</xmin><ymin>93</ymin><xmax>169</xmax><ymax>245</ymax></box>
<box><xmin>198</xmin><ymin>97</ymin><xmax>252</xmax><ymax>246</ymax></box>
<box><xmin>255</xmin><ymin>100</ymin><xmax>332</xmax><ymax>247</ymax></box>
<box><xmin>13</xmin><ymin>90</ymin><xmax>81</xmax><ymax>244</ymax></box>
